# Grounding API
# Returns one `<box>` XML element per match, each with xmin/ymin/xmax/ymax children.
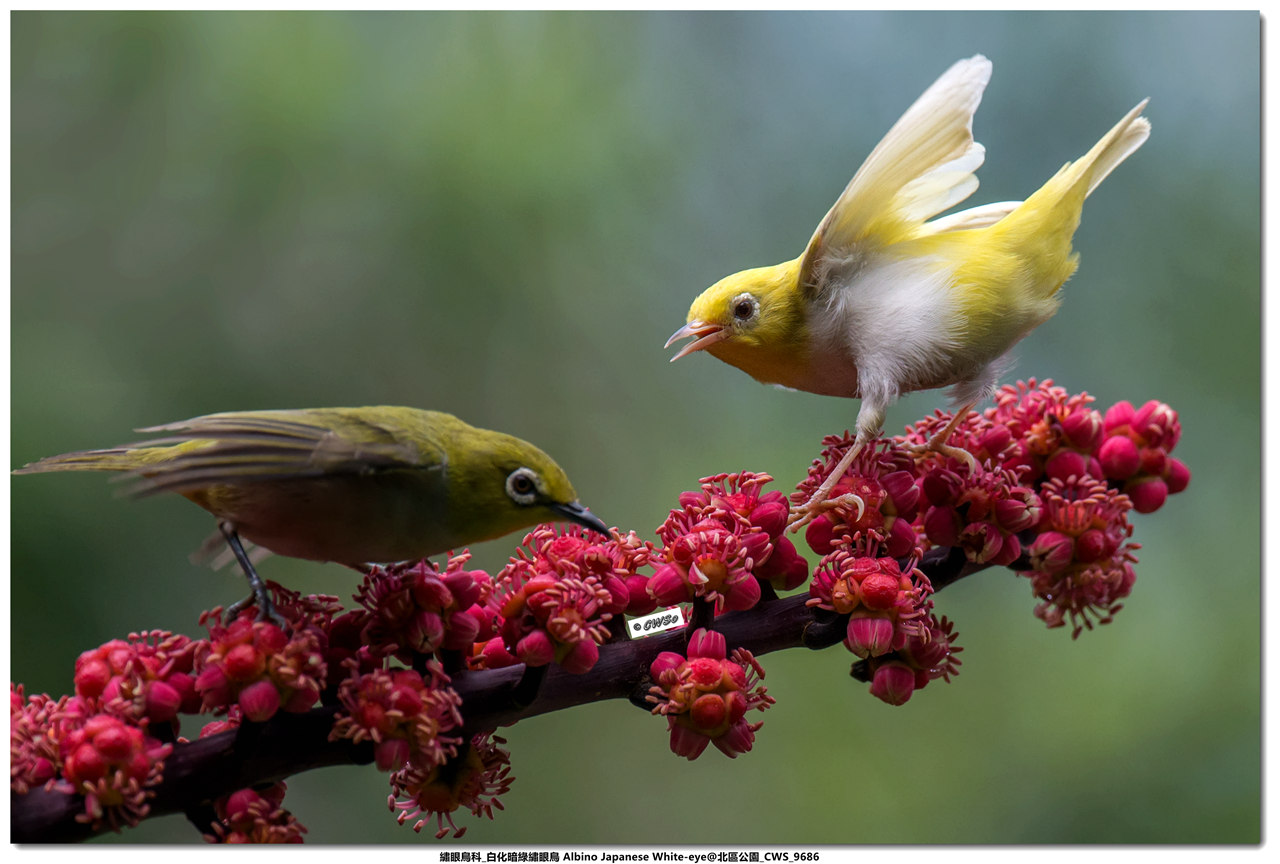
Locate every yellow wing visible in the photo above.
<box><xmin>798</xmin><ymin>55</ymin><xmax>993</xmax><ymax>296</ymax></box>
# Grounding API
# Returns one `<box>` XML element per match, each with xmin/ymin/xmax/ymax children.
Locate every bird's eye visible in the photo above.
<box><xmin>505</xmin><ymin>467</ymin><xmax>540</xmax><ymax>506</ymax></box>
<box><xmin>731</xmin><ymin>293</ymin><xmax>758</xmax><ymax>322</ymax></box>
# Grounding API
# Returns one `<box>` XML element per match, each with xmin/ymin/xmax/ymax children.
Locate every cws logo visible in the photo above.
<box><xmin>627</xmin><ymin>607</ymin><xmax>687</xmax><ymax>638</ymax></box>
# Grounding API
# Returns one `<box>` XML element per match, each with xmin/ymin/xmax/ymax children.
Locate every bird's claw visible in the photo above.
<box><xmin>908</xmin><ymin>439</ymin><xmax>980</xmax><ymax>475</ymax></box>
<box><xmin>787</xmin><ymin>491</ymin><xmax>867</xmax><ymax>534</ymax></box>
<box><xmin>223</xmin><ymin>590</ymin><xmax>288</xmax><ymax>629</ymax></box>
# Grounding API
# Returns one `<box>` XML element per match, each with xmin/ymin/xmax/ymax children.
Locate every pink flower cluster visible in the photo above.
<box><xmin>809</xmin><ymin>380</ymin><xmax>1189</xmax><ymax>634</ymax></box>
<box><xmin>9</xmin><ymin>380</ymin><xmax>1189</xmax><ymax>840</ymax></box>
<box><xmin>73</xmin><ymin>631</ymin><xmax>200</xmax><ymax>730</ymax></box>
<box><xmin>205</xmin><ymin>783</ymin><xmax>306</xmax><ymax>843</ymax></box>
<box><xmin>390</xmin><ymin>732</ymin><xmax>513</xmax><ymax>838</ymax></box>
<box><xmin>11</xmin><ymin>685</ymin><xmax>61</xmax><ymax>794</ymax></box>
<box><xmin>860</xmin><ymin>614</ymin><xmax>963</xmax><ymax>706</ymax></box>
<box><xmin>329</xmin><ymin>662</ymin><xmax>463</xmax><ymax>773</ymax></box>
<box><xmin>807</xmin><ymin>545</ymin><xmax>931</xmax><ymax>659</ymax></box>
<box><xmin>195</xmin><ymin>611</ymin><xmax>327</xmax><ymax>722</ymax></box>
<box><xmin>1024</xmin><ymin>475</ymin><xmax>1140</xmax><ymax>636</ymax></box>
<box><xmin>647</xmin><ymin>628</ymin><xmax>774</xmax><ymax>760</ymax></box>
<box><xmin>476</xmin><ymin>524</ymin><xmax>632</xmax><ymax>675</ymax></box>
<box><xmin>356</xmin><ymin>553</ymin><xmax>490</xmax><ymax>661</ymax></box>
<box><xmin>919</xmin><ymin>466</ymin><xmax>1041</xmax><ymax>567</ymax></box>
<box><xmin>796</xmin><ymin>444</ymin><xmax>923</xmax><ymax>559</ymax></box>
<box><xmin>649</xmin><ymin>472</ymin><xmax>808</xmax><ymax>613</ymax></box>
<box><xmin>12</xmin><ymin>641</ymin><xmax>180</xmax><ymax>832</ymax></box>
<box><xmin>1098</xmin><ymin>400</ymin><xmax>1190</xmax><ymax>513</ymax></box>
<box><xmin>55</xmin><ymin>711</ymin><xmax>172</xmax><ymax>831</ymax></box>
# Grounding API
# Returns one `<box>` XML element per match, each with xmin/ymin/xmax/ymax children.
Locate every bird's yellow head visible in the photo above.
<box><xmin>666</xmin><ymin>258</ymin><xmax>810</xmax><ymax>386</ymax></box>
<box><xmin>451</xmin><ymin>429</ymin><xmax>609</xmax><ymax>543</ymax></box>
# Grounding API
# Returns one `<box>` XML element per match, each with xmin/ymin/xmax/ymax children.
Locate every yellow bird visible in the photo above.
<box><xmin>667</xmin><ymin>55</ymin><xmax>1149</xmax><ymax>527</ymax></box>
<box><xmin>14</xmin><ymin>407</ymin><xmax>608</xmax><ymax>619</ymax></box>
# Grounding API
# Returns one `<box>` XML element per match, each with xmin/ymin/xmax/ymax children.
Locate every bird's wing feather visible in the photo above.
<box><xmin>799</xmin><ymin>55</ymin><xmax>993</xmax><ymax>298</ymax></box>
<box><xmin>128</xmin><ymin>408</ymin><xmax>441</xmax><ymax>497</ymax></box>
<box><xmin>922</xmin><ymin>200</ymin><xmax>1021</xmax><ymax>234</ymax></box>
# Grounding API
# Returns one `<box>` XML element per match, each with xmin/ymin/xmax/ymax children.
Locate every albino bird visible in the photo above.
<box><xmin>667</xmin><ymin>55</ymin><xmax>1149</xmax><ymax>527</ymax></box>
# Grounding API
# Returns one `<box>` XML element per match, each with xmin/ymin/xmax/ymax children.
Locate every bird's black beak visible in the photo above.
<box><xmin>551</xmin><ymin>501</ymin><xmax>611</xmax><ymax>537</ymax></box>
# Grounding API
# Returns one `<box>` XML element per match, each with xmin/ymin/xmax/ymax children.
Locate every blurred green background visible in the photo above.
<box><xmin>9</xmin><ymin>10</ymin><xmax>1259</xmax><ymax>845</ymax></box>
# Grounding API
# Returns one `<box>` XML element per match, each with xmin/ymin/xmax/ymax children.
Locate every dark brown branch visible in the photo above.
<box><xmin>12</xmin><ymin>544</ymin><xmax>993</xmax><ymax>843</ymax></box>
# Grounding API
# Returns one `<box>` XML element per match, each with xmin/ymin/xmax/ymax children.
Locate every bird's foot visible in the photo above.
<box><xmin>909</xmin><ymin>438</ymin><xmax>980</xmax><ymax>475</ymax></box>
<box><xmin>787</xmin><ymin>490</ymin><xmax>866</xmax><ymax>534</ymax></box>
<box><xmin>219</xmin><ymin>520</ymin><xmax>287</xmax><ymax>628</ymax></box>
<box><xmin>223</xmin><ymin>587</ymin><xmax>288</xmax><ymax>628</ymax></box>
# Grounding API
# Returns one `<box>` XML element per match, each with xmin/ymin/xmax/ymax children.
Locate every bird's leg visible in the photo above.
<box><xmin>787</xmin><ymin>435</ymin><xmax>869</xmax><ymax>534</ymax></box>
<box><xmin>220</xmin><ymin>521</ymin><xmax>286</xmax><ymax>627</ymax></box>
<box><xmin>909</xmin><ymin>402</ymin><xmax>980</xmax><ymax>473</ymax></box>
<box><xmin>788</xmin><ymin>400</ymin><xmax>889</xmax><ymax>534</ymax></box>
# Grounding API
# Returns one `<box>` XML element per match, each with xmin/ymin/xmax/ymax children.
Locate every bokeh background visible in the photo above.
<box><xmin>9</xmin><ymin>10</ymin><xmax>1259</xmax><ymax>844</ymax></box>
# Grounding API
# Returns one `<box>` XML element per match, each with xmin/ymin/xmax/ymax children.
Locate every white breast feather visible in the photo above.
<box><xmin>813</xmin><ymin>255</ymin><xmax>963</xmax><ymax>407</ymax></box>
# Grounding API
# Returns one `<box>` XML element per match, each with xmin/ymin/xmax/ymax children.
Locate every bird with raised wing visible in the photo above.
<box><xmin>667</xmin><ymin>55</ymin><xmax>1149</xmax><ymax>529</ymax></box>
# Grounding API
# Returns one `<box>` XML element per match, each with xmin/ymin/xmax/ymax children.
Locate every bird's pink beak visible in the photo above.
<box><xmin>665</xmin><ymin>320</ymin><xmax>728</xmax><ymax>362</ymax></box>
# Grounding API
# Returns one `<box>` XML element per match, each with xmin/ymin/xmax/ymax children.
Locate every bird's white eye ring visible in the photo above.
<box><xmin>506</xmin><ymin>467</ymin><xmax>540</xmax><ymax>506</ymax></box>
<box><xmin>731</xmin><ymin>293</ymin><xmax>759</xmax><ymax>323</ymax></box>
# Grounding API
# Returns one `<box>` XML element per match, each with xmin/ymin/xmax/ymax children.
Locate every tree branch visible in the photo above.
<box><xmin>11</xmin><ymin>544</ymin><xmax>993</xmax><ymax>843</ymax></box>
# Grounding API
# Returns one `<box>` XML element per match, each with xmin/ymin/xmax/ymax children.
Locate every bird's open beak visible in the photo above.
<box><xmin>665</xmin><ymin>320</ymin><xmax>728</xmax><ymax>362</ymax></box>
<box><xmin>551</xmin><ymin>501</ymin><xmax>612</xmax><ymax>537</ymax></box>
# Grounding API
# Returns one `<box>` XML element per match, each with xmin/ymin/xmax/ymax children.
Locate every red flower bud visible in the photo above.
<box><xmin>560</xmin><ymin>639</ymin><xmax>600</xmax><ymax>675</ymax></box>
<box><xmin>869</xmin><ymin>662</ymin><xmax>916</xmax><ymax>706</ymax></box>
<box><xmin>923</xmin><ymin>505</ymin><xmax>962</xmax><ymax>547</ymax></box>
<box><xmin>375</xmin><ymin>738</ymin><xmax>412</xmax><ymax>772</ymax></box>
<box><xmin>740</xmin><ymin>530</ymin><xmax>772</xmax><ymax>565</ymax></box>
<box><xmin>859</xmin><ymin>573</ymin><xmax>901</xmax><ymax>611</ymax></box>
<box><xmin>1029</xmin><ymin>531</ymin><xmax>1074</xmax><ymax>574</ymax></box>
<box><xmin>994</xmin><ymin>491</ymin><xmax>1040</xmax><ymax>533</ymax></box>
<box><xmin>990</xmin><ymin>533</ymin><xmax>1022</xmax><ymax>567</ymax></box>
<box><xmin>238</xmin><ymin>680</ymin><xmax>281</xmax><ymax>722</ymax></box>
<box><xmin>1127</xmin><ymin>477</ymin><xmax>1169</xmax><ymax>514</ymax></box>
<box><xmin>144</xmin><ymin>680</ymin><xmax>182</xmax><ymax>722</ymax></box>
<box><xmin>1099</xmin><ymin>435</ymin><xmax>1141</xmax><ymax>479</ymax></box>
<box><xmin>688</xmin><ymin>627</ymin><xmax>727</xmax><ymax>660</ymax></box>
<box><xmin>885</xmin><ymin>517</ymin><xmax>919</xmax><ymax>559</ymax></box>
<box><xmin>74</xmin><ymin>657</ymin><xmax>112</xmax><ymax>700</ymax></box>
<box><xmin>757</xmin><ymin>537</ymin><xmax>809</xmax><ymax>590</ymax></box>
<box><xmin>649</xmin><ymin>651</ymin><xmax>686</xmax><ymax>680</ymax></box>
<box><xmin>922</xmin><ymin>469</ymin><xmax>962</xmax><ymax>506</ymax></box>
<box><xmin>880</xmin><ymin>470</ymin><xmax>921</xmax><ymax>517</ymax></box>
<box><xmin>1074</xmin><ymin>529</ymin><xmax>1109</xmax><ymax>563</ymax></box>
<box><xmin>624</xmin><ymin>573</ymin><xmax>658</xmax><ymax>615</ymax></box>
<box><xmin>1104</xmin><ymin>400</ymin><xmax>1136</xmax><ymax>434</ymax></box>
<box><xmin>1045</xmin><ymin>450</ymin><xmax>1090</xmax><ymax>483</ymax></box>
<box><xmin>647</xmin><ymin>563</ymin><xmax>690</xmax><ymax>607</ymax></box>
<box><xmin>749</xmin><ymin>501</ymin><xmax>789</xmax><ymax>539</ymax></box>
<box><xmin>1139</xmin><ymin>447</ymin><xmax>1168</xmax><ymax>477</ymax></box>
<box><xmin>1060</xmin><ymin>408</ymin><xmax>1103</xmax><ymax>450</ymax></box>
<box><xmin>223</xmin><ymin>644</ymin><xmax>265</xmax><ymax>682</ymax></box>
<box><xmin>845</xmin><ymin>614</ymin><xmax>896</xmax><ymax>659</ymax></box>
<box><xmin>92</xmin><ymin>724</ymin><xmax>134</xmax><ymax>762</ymax></box>
<box><xmin>678</xmin><ymin>490</ymin><xmax>707</xmax><ymax>510</ymax></box>
<box><xmin>960</xmin><ymin>521</ymin><xmax>1003</xmax><ymax>564</ymax></box>
<box><xmin>515</xmin><ymin>629</ymin><xmax>555</xmax><ymax>667</ymax></box>
<box><xmin>410</xmin><ymin>576</ymin><xmax>453</xmax><ymax>610</ymax></box>
<box><xmin>804</xmin><ymin>515</ymin><xmax>838</xmax><ymax>555</ymax></box>
<box><xmin>691</xmin><ymin>693</ymin><xmax>728</xmax><ymax>730</ymax></box>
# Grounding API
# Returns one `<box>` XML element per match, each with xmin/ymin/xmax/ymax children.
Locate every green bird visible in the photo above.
<box><xmin>14</xmin><ymin>406</ymin><xmax>609</xmax><ymax>620</ymax></box>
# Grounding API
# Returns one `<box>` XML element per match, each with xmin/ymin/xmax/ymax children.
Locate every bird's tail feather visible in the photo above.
<box><xmin>1063</xmin><ymin>99</ymin><xmax>1151</xmax><ymax>200</ymax></box>
<box><xmin>13</xmin><ymin>447</ymin><xmax>158</xmax><ymax>475</ymax></box>
<box><xmin>986</xmin><ymin>100</ymin><xmax>1149</xmax><ymax>297</ymax></box>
